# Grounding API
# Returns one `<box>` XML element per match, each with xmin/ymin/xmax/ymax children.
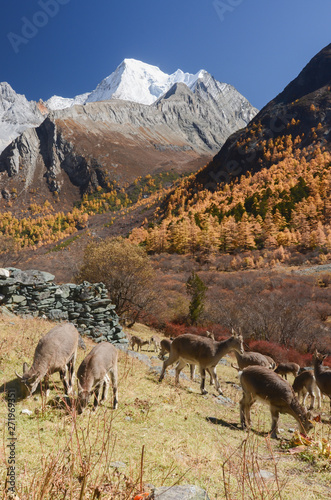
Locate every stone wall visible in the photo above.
<box><xmin>0</xmin><ymin>268</ymin><xmax>127</xmax><ymax>345</ymax></box>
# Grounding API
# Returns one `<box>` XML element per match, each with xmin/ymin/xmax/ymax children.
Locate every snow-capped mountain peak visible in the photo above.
<box><xmin>46</xmin><ymin>59</ymin><xmax>209</xmax><ymax>109</ymax></box>
<box><xmin>86</xmin><ymin>58</ymin><xmax>206</xmax><ymax>106</ymax></box>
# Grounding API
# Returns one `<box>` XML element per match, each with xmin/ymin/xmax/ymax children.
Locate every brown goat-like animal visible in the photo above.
<box><xmin>130</xmin><ymin>335</ymin><xmax>150</xmax><ymax>352</ymax></box>
<box><xmin>159</xmin><ymin>332</ymin><xmax>243</xmax><ymax>395</ymax></box>
<box><xmin>292</xmin><ymin>370</ymin><xmax>321</xmax><ymax>410</ymax></box>
<box><xmin>77</xmin><ymin>342</ymin><xmax>118</xmax><ymax>412</ymax></box>
<box><xmin>240</xmin><ymin>365</ymin><xmax>314</xmax><ymax>439</ymax></box>
<box><xmin>274</xmin><ymin>362</ymin><xmax>300</xmax><ymax>380</ymax></box>
<box><xmin>16</xmin><ymin>323</ymin><xmax>79</xmax><ymax>397</ymax></box>
<box><xmin>313</xmin><ymin>350</ymin><xmax>331</xmax><ymax>410</ymax></box>
<box><xmin>159</xmin><ymin>337</ymin><xmax>214</xmax><ymax>385</ymax></box>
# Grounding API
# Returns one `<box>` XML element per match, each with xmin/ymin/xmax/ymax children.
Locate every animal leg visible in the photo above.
<box><xmin>60</xmin><ymin>367</ymin><xmax>70</xmax><ymax>395</ymax></box>
<box><xmin>270</xmin><ymin>407</ymin><xmax>280</xmax><ymax>439</ymax></box>
<box><xmin>109</xmin><ymin>368</ymin><xmax>118</xmax><ymax>409</ymax></box>
<box><xmin>67</xmin><ymin>351</ymin><xmax>77</xmax><ymax>394</ymax></box>
<box><xmin>43</xmin><ymin>374</ymin><xmax>50</xmax><ymax>398</ymax></box>
<box><xmin>240</xmin><ymin>393</ymin><xmax>254</xmax><ymax>430</ymax></box>
<box><xmin>190</xmin><ymin>364</ymin><xmax>196</xmax><ymax>381</ymax></box>
<box><xmin>175</xmin><ymin>359</ymin><xmax>187</xmax><ymax>385</ymax></box>
<box><xmin>210</xmin><ymin>366</ymin><xmax>222</xmax><ymax>394</ymax></box>
<box><xmin>302</xmin><ymin>390</ymin><xmax>309</xmax><ymax>409</ymax></box>
<box><xmin>93</xmin><ymin>385</ymin><xmax>100</xmax><ymax>410</ymax></box>
<box><xmin>207</xmin><ymin>368</ymin><xmax>214</xmax><ymax>386</ymax></box>
<box><xmin>308</xmin><ymin>391</ymin><xmax>315</xmax><ymax>410</ymax></box>
<box><xmin>315</xmin><ymin>387</ymin><xmax>321</xmax><ymax>410</ymax></box>
<box><xmin>199</xmin><ymin>367</ymin><xmax>207</xmax><ymax>395</ymax></box>
<box><xmin>100</xmin><ymin>374</ymin><xmax>110</xmax><ymax>404</ymax></box>
<box><xmin>159</xmin><ymin>351</ymin><xmax>179</xmax><ymax>382</ymax></box>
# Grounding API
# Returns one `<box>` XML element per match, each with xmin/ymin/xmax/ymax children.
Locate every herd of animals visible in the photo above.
<box><xmin>14</xmin><ymin>323</ymin><xmax>331</xmax><ymax>438</ymax></box>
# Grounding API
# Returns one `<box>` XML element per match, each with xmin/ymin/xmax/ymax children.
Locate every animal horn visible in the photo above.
<box><xmin>15</xmin><ymin>370</ymin><xmax>23</xmax><ymax>379</ymax></box>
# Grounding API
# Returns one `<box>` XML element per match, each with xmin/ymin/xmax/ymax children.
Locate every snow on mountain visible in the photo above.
<box><xmin>86</xmin><ymin>59</ymin><xmax>207</xmax><ymax>105</ymax></box>
<box><xmin>46</xmin><ymin>59</ymin><xmax>211</xmax><ymax>109</ymax></box>
<box><xmin>0</xmin><ymin>82</ymin><xmax>44</xmax><ymax>153</ymax></box>
<box><xmin>46</xmin><ymin>92</ymin><xmax>90</xmax><ymax>111</ymax></box>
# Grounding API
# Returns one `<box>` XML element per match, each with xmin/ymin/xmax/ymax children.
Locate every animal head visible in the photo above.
<box><xmin>77</xmin><ymin>381</ymin><xmax>91</xmax><ymax>413</ymax></box>
<box><xmin>206</xmin><ymin>331</ymin><xmax>215</xmax><ymax>341</ymax></box>
<box><xmin>15</xmin><ymin>363</ymin><xmax>39</xmax><ymax>396</ymax></box>
<box><xmin>313</xmin><ymin>349</ymin><xmax>327</xmax><ymax>365</ymax></box>
<box><xmin>231</xmin><ymin>329</ymin><xmax>244</xmax><ymax>354</ymax></box>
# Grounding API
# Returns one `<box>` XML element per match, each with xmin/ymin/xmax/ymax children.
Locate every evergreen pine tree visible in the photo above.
<box><xmin>186</xmin><ymin>271</ymin><xmax>208</xmax><ymax>325</ymax></box>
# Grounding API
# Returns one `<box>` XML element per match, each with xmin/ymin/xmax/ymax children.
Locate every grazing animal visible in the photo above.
<box><xmin>159</xmin><ymin>332</ymin><xmax>243</xmax><ymax>395</ymax></box>
<box><xmin>150</xmin><ymin>335</ymin><xmax>161</xmax><ymax>353</ymax></box>
<box><xmin>313</xmin><ymin>350</ymin><xmax>331</xmax><ymax>410</ymax></box>
<box><xmin>240</xmin><ymin>365</ymin><xmax>314</xmax><ymax>439</ymax></box>
<box><xmin>231</xmin><ymin>350</ymin><xmax>273</xmax><ymax>371</ymax></box>
<box><xmin>77</xmin><ymin>342</ymin><xmax>118</xmax><ymax>412</ymax></box>
<box><xmin>274</xmin><ymin>362</ymin><xmax>300</xmax><ymax>380</ymax></box>
<box><xmin>16</xmin><ymin>323</ymin><xmax>79</xmax><ymax>397</ymax></box>
<box><xmin>130</xmin><ymin>335</ymin><xmax>150</xmax><ymax>352</ymax></box>
<box><xmin>292</xmin><ymin>370</ymin><xmax>321</xmax><ymax>410</ymax></box>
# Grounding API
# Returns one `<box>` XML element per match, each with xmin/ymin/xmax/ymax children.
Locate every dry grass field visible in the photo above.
<box><xmin>1</xmin><ymin>317</ymin><xmax>331</xmax><ymax>499</ymax></box>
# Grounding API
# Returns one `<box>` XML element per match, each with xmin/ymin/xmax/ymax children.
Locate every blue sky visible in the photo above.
<box><xmin>1</xmin><ymin>0</ymin><xmax>330</xmax><ymax>109</ymax></box>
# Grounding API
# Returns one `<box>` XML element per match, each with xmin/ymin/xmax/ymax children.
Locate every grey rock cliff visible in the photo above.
<box><xmin>0</xmin><ymin>82</ymin><xmax>44</xmax><ymax>153</ymax></box>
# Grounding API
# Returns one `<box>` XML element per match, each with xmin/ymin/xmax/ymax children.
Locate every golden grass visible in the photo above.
<box><xmin>0</xmin><ymin>316</ymin><xmax>331</xmax><ymax>499</ymax></box>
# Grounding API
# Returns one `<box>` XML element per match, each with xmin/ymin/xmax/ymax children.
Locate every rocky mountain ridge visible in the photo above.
<box><xmin>0</xmin><ymin>82</ymin><xmax>45</xmax><ymax>154</ymax></box>
<box><xmin>196</xmin><ymin>43</ymin><xmax>331</xmax><ymax>189</ymax></box>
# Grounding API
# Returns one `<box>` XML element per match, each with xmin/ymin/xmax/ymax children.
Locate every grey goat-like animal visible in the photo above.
<box><xmin>292</xmin><ymin>370</ymin><xmax>321</xmax><ymax>410</ymax></box>
<box><xmin>130</xmin><ymin>335</ymin><xmax>150</xmax><ymax>352</ymax></box>
<box><xmin>16</xmin><ymin>323</ymin><xmax>79</xmax><ymax>397</ymax></box>
<box><xmin>231</xmin><ymin>350</ymin><xmax>273</xmax><ymax>371</ymax></box>
<box><xmin>274</xmin><ymin>362</ymin><xmax>300</xmax><ymax>380</ymax></box>
<box><xmin>77</xmin><ymin>342</ymin><xmax>118</xmax><ymax>412</ymax></box>
<box><xmin>159</xmin><ymin>332</ymin><xmax>243</xmax><ymax>395</ymax></box>
<box><xmin>313</xmin><ymin>350</ymin><xmax>331</xmax><ymax>410</ymax></box>
<box><xmin>240</xmin><ymin>365</ymin><xmax>314</xmax><ymax>439</ymax></box>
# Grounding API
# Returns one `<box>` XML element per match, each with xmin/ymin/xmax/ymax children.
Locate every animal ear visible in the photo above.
<box><xmin>23</xmin><ymin>362</ymin><xmax>30</xmax><ymax>375</ymax></box>
<box><xmin>322</xmin><ymin>354</ymin><xmax>328</xmax><ymax>361</ymax></box>
<box><xmin>231</xmin><ymin>328</ymin><xmax>236</xmax><ymax>337</ymax></box>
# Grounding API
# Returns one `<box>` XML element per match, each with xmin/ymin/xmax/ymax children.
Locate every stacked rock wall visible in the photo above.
<box><xmin>0</xmin><ymin>268</ymin><xmax>127</xmax><ymax>344</ymax></box>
